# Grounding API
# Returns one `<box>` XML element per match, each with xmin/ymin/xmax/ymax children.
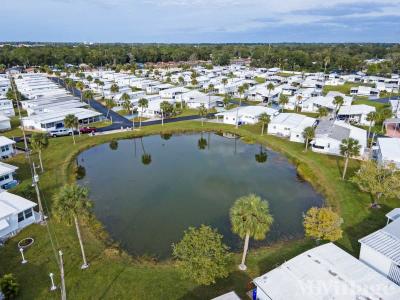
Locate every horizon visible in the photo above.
<box><xmin>2</xmin><ymin>0</ymin><xmax>400</xmax><ymax>43</ymax></box>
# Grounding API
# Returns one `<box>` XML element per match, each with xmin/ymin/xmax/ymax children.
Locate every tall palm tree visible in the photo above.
<box><xmin>64</xmin><ymin>114</ymin><xmax>78</xmax><ymax>144</ymax></box>
<box><xmin>317</xmin><ymin>107</ymin><xmax>329</xmax><ymax>118</ymax></box>
<box><xmin>86</xmin><ymin>75</ymin><xmax>93</xmax><ymax>86</ymax></box>
<box><xmin>104</xmin><ymin>98</ymin><xmax>116</xmax><ymax>120</ymax></box>
<box><xmin>138</xmin><ymin>98</ymin><xmax>149</xmax><ymax>128</ymax></box>
<box><xmin>83</xmin><ymin>90</ymin><xmax>93</xmax><ymax>106</ymax></box>
<box><xmin>53</xmin><ymin>184</ymin><xmax>92</xmax><ymax>269</ymax></box>
<box><xmin>333</xmin><ymin>96</ymin><xmax>344</xmax><ymax>116</ymax></box>
<box><xmin>340</xmin><ymin>138</ymin><xmax>361</xmax><ymax>180</ymax></box>
<box><xmin>198</xmin><ymin>104</ymin><xmax>208</xmax><ymax>126</ymax></box>
<box><xmin>379</xmin><ymin>108</ymin><xmax>393</xmax><ymax>132</ymax></box>
<box><xmin>295</xmin><ymin>95</ymin><xmax>302</xmax><ymax>112</ymax></box>
<box><xmin>302</xmin><ymin>126</ymin><xmax>315</xmax><ymax>151</ymax></box>
<box><xmin>110</xmin><ymin>83</ymin><xmax>119</xmax><ymax>100</ymax></box>
<box><xmin>366</xmin><ymin>111</ymin><xmax>377</xmax><ymax>139</ymax></box>
<box><xmin>30</xmin><ymin>132</ymin><xmax>49</xmax><ymax>172</ymax></box>
<box><xmin>121</xmin><ymin>93</ymin><xmax>131</xmax><ymax>114</ymax></box>
<box><xmin>223</xmin><ymin>94</ymin><xmax>230</xmax><ymax>108</ymax></box>
<box><xmin>266</xmin><ymin>82</ymin><xmax>274</xmax><ymax>104</ymax></box>
<box><xmin>258</xmin><ymin>113</ymin><xmax>270</xmax><ymax>135</ymax></box>
<box><xmin>76</xmin><ymin>81</ymin><xmax>85</xmax><ymax>102</ymax></box>
<box><xmin>230</xmin><ymin>194</ymin><xmax>273</xmax><ymax>270</ymax></box>
<box><xmin>99</xmin><ymin>81</ymin><xmax>105</xmax><ymax>98</ymax></box>
<box><xmin>160</xmin><ymin>101</ymin><xmax>171</xmax><ymax>126</ymax></box>
<box><xmin>235</xmin><ymin>85</ymin><xmax>246</xmax><ymax>128</ymax></box>
<box><xmin>278</xmin><ymin>94</ymin><xmax>288</xmax><ymax>112</ymax></box>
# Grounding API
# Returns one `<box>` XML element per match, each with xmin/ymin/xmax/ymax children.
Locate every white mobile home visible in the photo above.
<box><xmin>337</xmin><ymin>104</ymin><xmax>376</xmax><ymax>126</ymax></box>
<box><xmin>376</xmin><ymin>138</ymin><xmax>400</xmax><ymax>168</ymax></box>
<box><xmin>0</xmin><ymin>115</ymin><xmax>11</xmax><ymax>131</ymax></box>
<box><xmin>0</xmin><ymin>136</ymin><xmax>16</xmax><ymax>159</ymax></box>
<box><xmin>253</xmin><ymin>243</ymin><xmax>400</xmax><ymax>300</ymax></box>
<box><xmin>268</xmin><ymin>113</ymin><xmax>316</xmax><ymax>143</ymax></box>
<box><xmin>359</xmin><ymin>210</ymin><xmax>400</xmax><ymax>285</ymax></box>
<box><xmin>0</xmin><ymin>190</ymin><xmax>39</xmax><ymax>242</ymax></box>
<box><xmin>0</xmin><ymin>162</ymin><xmax>18</xmax><ymax>190</ymax></box>
<box><xmin>159</xmin><ymin>87</ymin><xmax>189</xmax><ymax>99</ymax></box>
<box><xmin>0</xmin><ymin>98</ymin><xmax>15</xmax><ymax>117</ymax></box>
<box><xmin>350</xmin><ymin>86</ymin><xmax>380</xmax><ymax>98</ymax></box>
<box><xmin>215</xmin><ymin>106</ymin><xmax>279</xmax><ymax>126</ymax></box>
<box><xmin>311</xmin><ymin>120</ymin><xmax>367</xmax><ymax>156</ymax></box>
<box><xmin>21</xmin><ymin>108</ymin><xmax>103</xmax><ymax>131</ymax></box>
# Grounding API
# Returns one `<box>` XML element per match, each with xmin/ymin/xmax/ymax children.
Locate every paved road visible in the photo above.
<box><xmin>368</xmin><ymin>96</ymin><xmax>400</xmax><ymax>104</ymax></box>
<box><xmin>50</xmin><ymin>77</ymin><xmax>212</xmax><ymax>132</ymax></box>
<box><xmin>52</xmin><ymin>77</ymin><xmax>132</xmax><ymax>127</ymax></box>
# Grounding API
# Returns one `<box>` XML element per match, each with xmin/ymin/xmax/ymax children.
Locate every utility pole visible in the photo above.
<box><xmin>59</xmin><ymin>250</ymin><xmax>67</xmax><ymax>300</ymax></box>
<box><xmin>32</xmin><ymin>162</ymin><xmax>45</xmax><ymax>223</ymax></box>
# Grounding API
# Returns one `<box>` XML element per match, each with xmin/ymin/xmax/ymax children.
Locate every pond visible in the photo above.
<box><xmin>77</xmin><ymin>133</ymin><xmax>323</xmax><ymax>258</ymax></box>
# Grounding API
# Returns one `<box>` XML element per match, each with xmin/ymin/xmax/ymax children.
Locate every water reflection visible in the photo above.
<box><xmin>255</xmin><ymin>145</ymin><xmax>268</xmax><ymax>164</ymax></box>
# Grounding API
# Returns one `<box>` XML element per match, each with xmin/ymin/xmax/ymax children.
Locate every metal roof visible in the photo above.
<box><xmin>359</xmin><ymin>222</ymin><xmax>400</xmax><ymax>265</ymax></box>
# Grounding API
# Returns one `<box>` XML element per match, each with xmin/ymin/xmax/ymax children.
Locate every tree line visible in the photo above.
<box><xmin>1</xmin><ymin>44</ymin><xmax>399</xmax><ymax>73</ymax></box>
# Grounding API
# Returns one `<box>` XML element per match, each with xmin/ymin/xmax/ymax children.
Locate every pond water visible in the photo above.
<box><xmin>77</xmin><ymin>133</ymin><xmax>323</xmax><ymax>258</ymax></box>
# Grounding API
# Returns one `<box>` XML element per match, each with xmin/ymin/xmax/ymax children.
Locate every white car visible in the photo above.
<box><xmin>49</xmin><ymin>128</ymin><xmax>73</xmax><ymax>137</ymax></box>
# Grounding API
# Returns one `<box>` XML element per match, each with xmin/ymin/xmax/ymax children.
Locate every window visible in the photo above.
<box><xmin>18</xmin><ymin>212</ymin><xmax>24</xmax><ymax>222</ymax></box>
<box><xmin>24</xmin><ymin>208</ymin><xmax>33</xmax><ymax>219</ymax></box>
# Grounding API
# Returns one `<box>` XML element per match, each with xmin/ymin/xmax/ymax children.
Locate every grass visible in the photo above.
<box><xmin>254</xmin><ymin>77</ymin><xmax>266</xmax><ymax>84</ymax></box>
<box><xmin>0</xmin><ymin>120</ymin><xmax>397</xmax><ymax>299</ymax></box>
<box><xmin>352</xmin><ymin>98</ymin><xmax>389</xmax><ymax>110</ymax></box>
<box><xmin>323</xmin><ymin>82</ymin><xmax>374</xmax><ymax>96</ymax></box>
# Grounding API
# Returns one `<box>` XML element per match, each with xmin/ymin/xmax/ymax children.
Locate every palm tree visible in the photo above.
<box><xmin>223</xmin><ymin>94</ymin><xmax>230</xmax><ymax>108</ymax></box>
<box><xmin>110</xmin><ymin>83</ymin><xmax>119</xmax><ymax>100</ymax></box>
<box><xmin>105</xmin><ymin>98</ymin><xmax>115</xmax><ymax>120</ymax></box>
<box><xmin>379</xmin><ymin>108</ymin><xmax>393</xmax><ymax>132</ymax></box>
<box><xmin>295</xmin><ymin>95</ymin><xmax>302</xmax><ymax>112</ymax></box>
<box><xmin>230</xmin><ymin>194</ymin><xmax>273</xmax><ymax>270</ymax></box>
<box><xmin>86</xmin><ymin>75</ymin><xmax>93</xmax><ymax>86</ymax></box>
<box><xmin>278</xmin><ymin>94</ymin><xmax>288</xmax><ymax>112</ymax></box>
<box><xmin>340</xmin><ymin>138</ymin><xmax>361</xmax><ymax>180</ymax></box>
<box><xmin>138</xmin><ymin>98</ymin><xmax>149</xmax><ymax>128</ymax></box>
<box><xmin>30</xmin><ymin>132</ymin><xmax>49</xmax><ymax>172</ymax></box>
<box><xmin>53</xmin><ymin>184</ymin><xmax>92</xmax><ymax>269</ymax></box>
<box><xmin>160</xmin><ymin>101</ymin><xmax>171</xmax><ymax>126</ymax></box>
<box><xmin>178</xmin><ymin>76</ymin><xmax>185</xmax><ymax>86</ymax></box>
<box><xmin>76</xmin><ymin>81</ymin><xmax>85</xmax><ymax>102</ymax></box>
<box><xmin>302</xmin><ymin>126</ymin><xmax>315</xmax><ymax>151</ymax></box>
<box><xmin>83</xmin><ymin>90</ymin><xmax>93</xmax><ymax>106</ymax></box>
<box><xmin>317</xmin><ymin>107</ymin><xmax>329</xmax><ymax>118</ymax></box>
<box><xmin>198</xmin><ymin>104</ymin><xmax>207</xmax><ymax>126</ymax></box>
<box><xmin>222</xmin><ymin>78</ymin><xmax>228</xmax><ymax>88</ymax></box>
<box><xmin>99</xmin><ymin>80</ymin><xmax>105</xmax><ymax>98</ymax></box>
<box><xmin>255</xmin><ymin>145</ymin><xmax>267</xmax><ymax>163</ymax></box>
<box><xmin>266</xmin><ymin>83</ymin><xmax>274</xmax><ymax>104</ymax></box>
<box><xmin>366</xmin><ymin>111</ymin><xmax>377</xmax><ymax>139</ymax></box>
<box><xmin>191</xmin><ymin>78</ymin><xmax>198</xmax><ymax>86</ymax></box>
<box><xmin>235</xmin><ymin>85</ymin><xmax>246</xmax><ymax>128</ymax></box>
<box><xmin>121</xmin><ymin>93</ymin><xmax>131</xmax><ymax>114</ymax></box>
<box><xmin>333</xmin><ymin>96</ymin><xmax>344</xmax><ymax>116</ymax></box>
<box><xmin>258</xmin><ymin>113</ymin><xmax>270</xmax><ymax>136</ymax></box>
<box><xmin>64</xmin><ymin>114</ymin><xmax>78</xmax><ymax>144</ymax></box>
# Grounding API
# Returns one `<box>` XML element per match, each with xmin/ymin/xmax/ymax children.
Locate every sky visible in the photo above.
<box><xmin>1</xmin><ymin>0</ymin><xmax>400</xmax><ymax>43</ymax></box>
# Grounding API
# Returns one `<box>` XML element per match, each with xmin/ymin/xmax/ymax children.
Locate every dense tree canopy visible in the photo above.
<box><xmin>0</xmin><ymin>44</ymin><xmax>399</xmax><ymax>73</ymax></box>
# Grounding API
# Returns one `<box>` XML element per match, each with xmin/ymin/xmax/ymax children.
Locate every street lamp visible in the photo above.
<box><xmin>19</xmin><ymin>248</ymin><xmax>27</xmax><ymax>264</ymax></box>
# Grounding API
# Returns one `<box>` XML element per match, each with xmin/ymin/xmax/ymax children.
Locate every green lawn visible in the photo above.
<box><xmin>0</xmin><ymin>121</ymin><xmax>397</xmax><ymax>299</ymax></box>
<box><xmin>323</xmin><ymin>82</ymin><xmax>374</xmax><ymax>96</ymax></box>
<box><xmin>254</xmin><ymin>77</ymin><xmax>266</xmax><ymax>84</ymax></box>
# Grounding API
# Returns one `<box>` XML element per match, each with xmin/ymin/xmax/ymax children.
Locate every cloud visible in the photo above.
<box><xmin>1</xmin><ymin>0</ymin><xmax>400</xmax><ymax>42</ymax></box>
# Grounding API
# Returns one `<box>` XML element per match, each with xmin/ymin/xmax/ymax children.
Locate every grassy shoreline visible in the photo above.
<box><xmin>0</xmin><ymin>120</ymin><xmax>396</xmax><ymax>299</ymax></box>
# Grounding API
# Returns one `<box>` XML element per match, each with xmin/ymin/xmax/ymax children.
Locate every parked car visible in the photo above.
<box><xmin>79</xmin><ymin>127</ymin><xmax>97</xmax><ymax>134</ymax></box>
<box><xmin>49</xmin><ymin>128</ymin><xmax>73</xmax><ymax>137</ymax></box>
